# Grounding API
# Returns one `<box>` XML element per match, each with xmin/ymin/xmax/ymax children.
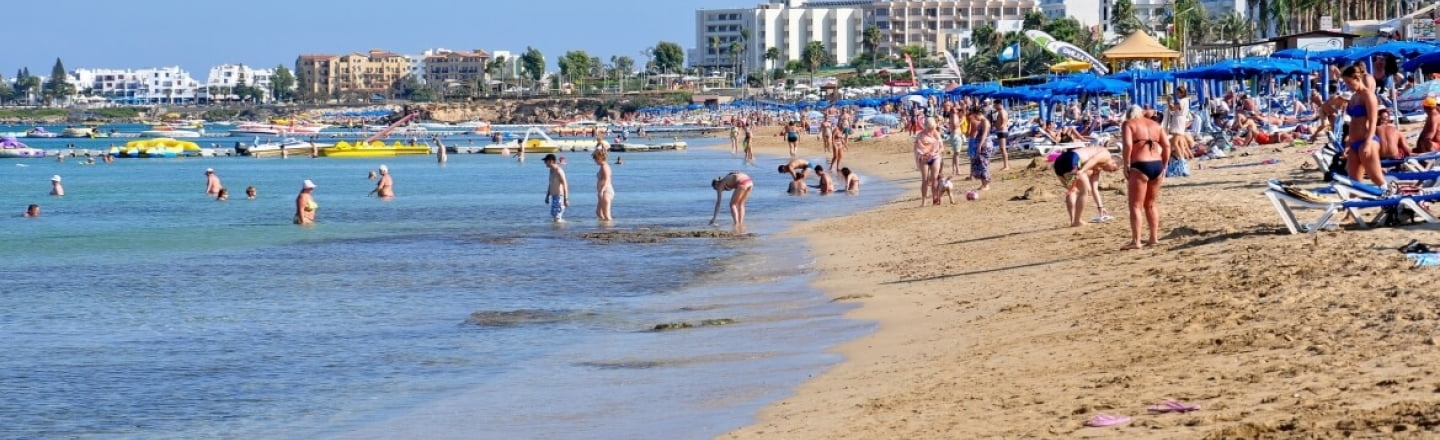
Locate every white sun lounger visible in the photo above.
<box><xmin>1266</xmin><ymin>181</ymin><xmax>1440</xmax><ymax>234</ymax></box>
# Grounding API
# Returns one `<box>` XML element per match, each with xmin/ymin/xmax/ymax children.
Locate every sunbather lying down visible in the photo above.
<box><xmin>1233</xmin><ymin>113</ymin><xmax>1295</xmax><ymax>146</ymax></box>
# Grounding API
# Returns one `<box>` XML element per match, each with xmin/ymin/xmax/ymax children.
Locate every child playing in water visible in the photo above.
<box><xmin>841</xmin><ymin>167</ymin><xmax>860</xmax><ymax>194</ymax></box>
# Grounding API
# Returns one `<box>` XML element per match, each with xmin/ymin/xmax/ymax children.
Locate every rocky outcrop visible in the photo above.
<box><xmin>418</xmin><ymin>98</ymin><xmax>612</xmax><ymax>124</ymax></box>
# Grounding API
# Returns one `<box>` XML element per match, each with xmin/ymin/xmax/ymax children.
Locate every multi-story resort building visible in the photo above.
<box><xmin>70</xmin><ymin>66</ymin><xmax>203</xmax><ymax>104</ymax></box>
<box><xmin>294</xmin><ymin>49</ymin><xmax>410</xmax><ymax>98</ymax></box>
<box><xmin>868</xmin><ymin>0</ymin><xmax>1039</xmax><ymax>58</ymax></box>
<box><xmin>422</xmin><ymin>49</ymin><xmax>491</xmax><ymax>89</ymax></box>
<box><xmin>692</xmin><ymin>0</ymin><xmax>1050</xmax><ymax>72</ymax></box>
<box><xmin>692</xmin><ymin>0</ymin><xmax>866</xmax><ymax>74</ymax></box>
<box><xmin>204</xmin><ymin>64</ymin><xmax>278</xmax><ymax>102</ymax></box>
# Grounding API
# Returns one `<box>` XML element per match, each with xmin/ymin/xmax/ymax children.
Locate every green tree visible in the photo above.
<box><xmin>801</xmin><ymin>41</ymin><xmax>830</xmax><ymax>84</ymax></box>
<box><xmin>270</xmin><ymin>65</ymin><xmax>296</xmax><ymax>101</ymax></box>
<box><xmin>558</xmin><ymin>50</ymin><xmax>593</xmax><ymax>85</ymax></box>
<box><xmin>611</xmin><ymin>56</ymin><xmax>635</xmax><ymax>77</ymax></box>
<box><xmin>1111</xmin><ymin>0</ymin><xmax>1144</xmax><ymax>37</ymax></box>
<box><xmin>785</xmin><ymin>59</ymin><xmax>805</xmax><ymax>74</ymax></box>
<box><xmin>521</xmin><ymin>46</ymin><xmax>546</xmax><ymax>84</ymax></box>
<box><xmin>0</xmin><ymin>74</ymin><xmax>13</xmax><ymax>103</ymax></box>
<box><xmin>44</xmin><ymin>58</ymin><xmax>75</xmax><ymax>105</ymax></box>
<box><xmin>1023</xmin><ymin>10</ymin><xmax>1048</xmax><ymax>30</ymax></box>
<box><xmin>862</xmin><ymin>25</ymin><xmax>882</xmax><ymax>73</ymax></box>
<box><xmin>652</xmin><ymin>41</ymin><xmax>685</xmax><ymax>73</ymax></box>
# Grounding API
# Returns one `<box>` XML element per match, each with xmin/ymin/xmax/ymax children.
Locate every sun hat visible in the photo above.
<box><xmin>302</xmin><ymin>179</ymin><xmax>316</xmax><ymax>189</ymax></box>
<box><xmin>378</xmin><ymin>164</ymin><xmax>387</xmax><ymax>172</ymax></box>
<box><xmin>51</xmin><ymin>175</ymin><xmax>61</xmax><ymax>182</ymax></box>
<box><xmin>205</xmin><ymin>168</ymin><xmax>214</xmax><ymax>173</ymax></box>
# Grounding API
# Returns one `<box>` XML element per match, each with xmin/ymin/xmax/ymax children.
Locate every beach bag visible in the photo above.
<box><xmin>1324</xmin><ymin>151</ymin><xmax>1347</xmax><ymax>182</ymax></box>
<box><xmin>1166</xmin><ymin>158</ymin><xmax>1191</xmax><ymax>177</ymax></box>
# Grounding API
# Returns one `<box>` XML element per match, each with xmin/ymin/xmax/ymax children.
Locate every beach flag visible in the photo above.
<box><xmin>999</xmin><ymin>43</ymin><xmax>1021</xmax><ymax>62</ymax></box>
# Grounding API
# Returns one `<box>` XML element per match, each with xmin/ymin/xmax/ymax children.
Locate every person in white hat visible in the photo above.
<box><xmin>204</xmin><ymin>168</ymin><xmax>223</xmax><ymax>196</ymax></box>
<box><xmin>294</xmin><ymin>179</ymin><xmax>317</xmax><ymax>225</ymax></box>
<box><xmin>50</xmin><ymin>175</ymin><xmax>64</xmax><ymax>196</ymax></box>
<box><xmin>370</xmin><ymin>164</ymin><xmax>394</xmax><ymax>199</ymax></box>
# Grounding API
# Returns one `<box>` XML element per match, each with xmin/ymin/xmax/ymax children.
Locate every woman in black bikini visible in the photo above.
<box><xmin>1341</xmin><ymin>64</ymin><xmax>1386</xmax><ymax>187</ymax></box>
<box><xmin>1122</xmin><ymin>105</ymin><xmax>1171</xmax><ymax>250</ymax></box>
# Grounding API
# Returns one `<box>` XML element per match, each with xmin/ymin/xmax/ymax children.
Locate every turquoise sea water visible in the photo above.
<box><xmin>0</xmin><ymin>135</ymin><xmax>897</xmax><ymax>440</ymax></box>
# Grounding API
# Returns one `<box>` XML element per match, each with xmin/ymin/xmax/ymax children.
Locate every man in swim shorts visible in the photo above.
<box><xmin>543</xmin><ymin>154</ymin><xmax>569</xmax><ymax>222</ymax></box>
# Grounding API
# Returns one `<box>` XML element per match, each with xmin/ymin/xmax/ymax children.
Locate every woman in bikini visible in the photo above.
<box><xmin>593</xmin><ymin>148</ymin><xmax>614</xmax><ymax>221</ymax></box>
<box><xmin>709</xmin><ymin>172</ymin><xmax>754</xmax><ymax>228</ymax></box>
<box><xmin>294</xmin><ymin>179</ymin><xmax>318</xmax><ymax>225</ymax></box>
<box><xmin>1053</xmin><ymin>145</ymin><xmax>1120</xmax><ymax>227</ymax></box>
<box><xmin>1341</xmin><ymin>64</ymin><xmax>1386</xmax><ymax>187</ymax></box>
<box><xmin>914</xmin><ymin>117</ymin><xmax>943</xmax><ymax>206</ymax></box>
<box><xmin>784</xmin><ymin>122</ymin><xmax>800</xmax><ymax>157</ymax></box>
<box><xmin>840</xmin><ymin>167</ymin><xmax>860</xmax><ymax>194</ymax></box>
<box><xmin>1121</xmin><ymin>106</ymin><xmax>1171</xmax><ymax>250</ymax></box>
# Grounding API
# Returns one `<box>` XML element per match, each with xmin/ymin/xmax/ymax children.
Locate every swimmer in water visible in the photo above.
<box><xmin>295</xmin><ymin>180</ymin><xmax>317</xmax><ymax>225</ymax></box>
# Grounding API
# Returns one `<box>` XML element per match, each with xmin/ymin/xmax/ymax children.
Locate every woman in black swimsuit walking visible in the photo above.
<box><xmin>1121</xmin><ymin>105</ymin><xmax>1171</xmax><ymax>250</ymax></box>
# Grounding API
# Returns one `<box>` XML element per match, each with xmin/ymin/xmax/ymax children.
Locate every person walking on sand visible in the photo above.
<box><xmin>294</xmin><ymin>180</ymin><xmax>318</xmax><ymax>225</ymax></box>
<box><xmin>543</xmin><ymin>154</ymin><xmax>569</xmax><ymax>222</ymax></box>
<box><xmin>709</xmin><ymin>172</ymin><xmax>753</xmax><ymax>227</ymax></box>
<box><xmin>914</xmin><ymin>117</ymin><xmax>943</xmax><ymax>206</ymax></box>
<box><xmin>204</xmin><ymin>168</ymin><xmax>223</xmax><ymax>196</ymax></box>
<box><xmin>370</xmin><ymin>165</ymin><xmax>394</xmax><ymax>199</ymax></box>
<box><xmin>1121</xmin><ymin>106</ymin><xmax>1171</xmax><ymax>250</ymax></box>
<box><xmin>993</xmin><ymin>100</ymin><xmax>1011</xmax><ymax>171</ymax></box>
<box><xmin>784</xmin><ymin>121</ymin><xmax>800</xmax><ymax>157</ymax></box>
<box><xmin>593</xmin><ymin>149</ymin><xmax>614</xmax><ymax>221</ymax></box>
<box><xmin>1342</xmin><ymin>64</ymin><xmax>1385</xmax><ymax>187</ymax></box>
<box><xmin>1053</xmin><ymin>145</ymin><xmax>1120</xmax><ymax>227</ymax></box>
<box><xmin>947</xmin><ymin>106</ymin><xmax>966</xmax><ymax>177</ymax></box>
<box><xmin>967</xmin><ymin>108</ymin><xmax>993</xmax><ymax>191</ymax></box>
<box><xmin>743</xmin><ymin>125</ymin><xmax>755</xmax><ymax>165</ymax></box>
<box><xmin>729</xmin><ymin>122</ymin><xmax>740</xmax><ymax>155</ymax></box>
<box><xmin>49</xmin><ymin>175</ymin><xmax>63</xmax><ymax>196</ymax></box>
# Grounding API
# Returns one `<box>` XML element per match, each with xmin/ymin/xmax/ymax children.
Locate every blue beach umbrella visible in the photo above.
<box><xmin>865</xmin><ymin>114</ymin><xmax>901</xmax><ymax>127</ymax></box>
<box><xmin>1398</xmin><ymin>79</ymin><xmax>1440</xmax><ymax>114</ymax></box>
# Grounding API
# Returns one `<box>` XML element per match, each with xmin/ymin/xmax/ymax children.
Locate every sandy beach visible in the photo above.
<box><xmin>722</xmin><ymin>126</ymin><xmax>1440</xmax><ymax>439</ymax></box>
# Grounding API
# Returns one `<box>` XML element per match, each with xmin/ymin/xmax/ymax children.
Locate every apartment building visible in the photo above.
<box><xmin>294</xmin><ymin>49</ymin><xmax>410</xmax><ymax>97</ymax></box>
<box><xmin>422</xmin><ymin>49</ymin><xmax>491</xmax><ymax>88</ymax></box>
<box><xmin>70</xmin><ymin>66</ymin><xmax>203</xmax><ymax>104</ymax></box>
<box><xmin>868</xmin><ymin>0</ymin><xmax>1039</xmax><ymax>57</ymax></box>
<box><xmin>205</xmin><ymin>64</ymin><xmax>277</xmax><ymax>102</ymax></box>
<box><xmin>1041</xmin><ymin>0</ymin><xmax>1169</xmax><ymax>35</ymax></box>
<box><xmin>692</xmin><ymin>0</ymin><xmax>865</xmax><ymax>73</ymax></box>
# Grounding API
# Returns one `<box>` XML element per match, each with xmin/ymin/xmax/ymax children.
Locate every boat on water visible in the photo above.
<box><xmin>139</xmin><ymin>125</ymin><xmax>202</xmax><ymax>138</ymax></box>
<box><xmin>0</xmin><ymin>136</ymin><xmax>45</xmax><ymax>158</ymax></box>
<box><xmin>25</xmin><ymin>127</ymin><xmax>57</xmax><ymax>138</ymax></box>
<box><xmin>608</xmin><ymin>141</ymin><xmax>688</xmax><ymax>152</ymax></box>
<box><xmin>110</xmin><ymin>138</ymin><xmax>201</xmax><ymax>158</ymax></box>
<box><xmin>230</xmin><ymin>120</ymin><xmax>329</xmax><ymax>136</ymax></box>
<box><xmin>243</xmin><ymin>138</ymin><xmax>335</xmax><ymax>158</ymax></box>
<box><xmin>320</xmin><ymin>140</ymin><xmax>430</xmax><ymax>158</ymax></box>
<box><xmin>60</xmin><ymin>126</ymin><xmax>99</xmax><ymax>138</ymax></box>
<box><xmin>482</xmin><ymin>126</ymin><xmax>605</xmax><ymax>154</ymax></box>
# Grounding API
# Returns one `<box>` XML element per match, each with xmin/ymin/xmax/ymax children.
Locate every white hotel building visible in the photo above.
<box><xmin>204</xmin><ymin>64</ymin><xmax>277</xmax><ymax>102</ymax></box>
<box><xmin>70</xmin><ymin>66</ymin><xmax>204</xmax><ymax>104</ymax></box>
<box><xmin>692</xmin><ymin>0</ymin><xmax>1050</xmax><ymax>73</ymax></box>
<box><xmin>692</xmin><ymin>0</ymin><xmax>865</xmax><ymax>74</ymax></box>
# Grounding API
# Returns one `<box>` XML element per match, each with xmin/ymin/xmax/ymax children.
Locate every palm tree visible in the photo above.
<box><xmin>862</xmin><ymin>25</ymin><xmax>882</xmax><ymax>73</ymax></box>
<box><xmin>764</xmin><ymin>46</ymin><xmax>781</xmax><ymax>88</ymax></box>
<box><xmin>802</xmin><ymin>41</ymin><xmax>828</xmax><ymax>85</ymax></box>
<box><xmin>728</xmin><ymin>41</ymin><xmax>743</xmax><ymax>82</ymax></box>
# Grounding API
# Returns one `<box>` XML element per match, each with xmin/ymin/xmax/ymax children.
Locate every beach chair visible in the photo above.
<box><xmin>1266</xmin><ymin>180</ymin><xmax>1440</xmax><ymax>234</ymax></box>
<box><xmin>1267</xmin><ymin>179</ymin><xmax>1440</xmax><ymax>234</ymax></box>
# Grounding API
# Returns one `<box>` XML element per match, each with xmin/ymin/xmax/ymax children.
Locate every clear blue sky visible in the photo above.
<box><xmin>6</xmin><ymin>0</ymin><xmax>756</xmax><ymax>78</ymax></box>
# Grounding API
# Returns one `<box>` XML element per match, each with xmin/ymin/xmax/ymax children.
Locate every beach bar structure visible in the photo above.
<box><xmin>1101</xmin><ymin>31</ymin><xmax>1181</xmax><ymax>72</ymax></box>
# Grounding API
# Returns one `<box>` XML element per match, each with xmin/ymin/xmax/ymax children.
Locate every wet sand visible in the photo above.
<box><xmin>721</xmin><ymin>125</ymin><xmax>1440</xmax><ymax>439</ymax></box>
